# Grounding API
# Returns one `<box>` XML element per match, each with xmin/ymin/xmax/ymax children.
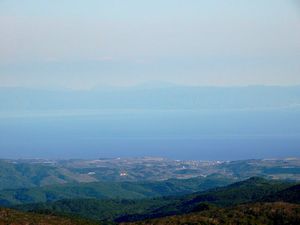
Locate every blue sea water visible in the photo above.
<box><xmin>0</xmin><ymin>108</ymin><xmax>299</xmax><ymax>160</ymax></box>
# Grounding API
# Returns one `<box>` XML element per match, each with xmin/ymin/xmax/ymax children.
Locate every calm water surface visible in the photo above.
<box><xmin>0</xmin><ymin>109</ymin><xmax>299</xmax><ymax>160</ymax></box>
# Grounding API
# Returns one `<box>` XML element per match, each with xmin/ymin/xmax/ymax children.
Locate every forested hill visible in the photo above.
<box><xmin>0</xmin><ymin>158</ymin><xmax>300</xmax><ymax>191</ymax></box>
<box><xmin>0</xmin><ymin>207</ymin><xmax>98</xmax><ymax>225</ymax></box>
<box><xmin>262</xmin><ymin>184</ymin><xmax>300</xmax><ymax>203</ymax></box>
<box><xmin>122</xmin><ymin>202</ymin><xmax>300</xmax><ymax>225</ymax></box>
<box><xmin>14</xmin><ymin>177</ymin><xmax>298</xmax><ymax>223</ymax></box>
<box><xmin>0</xmin><ymin>175</ymin><xmax>233</xmax><ymax>206</ymax></box>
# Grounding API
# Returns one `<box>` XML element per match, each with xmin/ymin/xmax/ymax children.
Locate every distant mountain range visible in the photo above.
<box><xmin>1</xmin><ymin>86</ymin><xmax>299</xmax><ymax>160</ymax></box>
<box><xmin>0</xmin><ymin>85</ymin><xmax>300</xmax><ymax>111</ymax></box>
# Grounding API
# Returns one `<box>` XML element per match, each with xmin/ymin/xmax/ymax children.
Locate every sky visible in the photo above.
<box><xmin>0</xmin><ymin>0</ymin><xmax>300</xmax><ymax>89</ymax></box>
<box><xmin>0</xmin><ymin>1</ymin><xmax>300</xmax><ymax>159</ymax></box>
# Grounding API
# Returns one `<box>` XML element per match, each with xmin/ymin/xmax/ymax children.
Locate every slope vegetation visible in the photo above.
<box><xmin>123</xmin><ymin>202</ymin><xmax>300</xmax><ymax>225</ymax></box>
<box><xmin>0</xmin><ymin>175</ymin><xmax>233</xmax><ymax>206</ymax></box>
<box><xmin>15</xmin><ymin>177</ymin><xmax>296</xmax><ymax>223</ymax></box>
<box><xmin>0</xmin><ymin>207</ymin><xmax>98</xmax><ymax>225</ymax></box>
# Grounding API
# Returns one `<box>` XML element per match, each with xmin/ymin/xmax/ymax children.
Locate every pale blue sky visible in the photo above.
<box><xmin>0</xmin><ymin>0</ymin><xmax>300</xmax><ymax>89</ymax></box>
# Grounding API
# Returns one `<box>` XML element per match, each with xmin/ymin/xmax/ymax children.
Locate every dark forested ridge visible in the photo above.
<box><xmin>114</xmin><ymin>177</ymin><xmax>297</xmax><ymax>223</ymax></box>
<box><xmin>0</xmin><ymin>175</ymin><xmax>233</xmax><ymax>206</ymax></box>
<box><xmin>122</xmin><ymin>202</ymin><xmax>300</xmax><ymax>225</ymax></box>
<box><xmin>13</xmin><ymin>177</ymin><xmax>299</xmax><ymax>223</ymax></box>
<box><xmin>262</xmin><ymin>184</ymin><xmax>300</xmax><ymax>204</ymax></box>
<box><xmin>0</xmin><ymin>207</ymin><xmax>99</xmax><ymax>225</ymax></box>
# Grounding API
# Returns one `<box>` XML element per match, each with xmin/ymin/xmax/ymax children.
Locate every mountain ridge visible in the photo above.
<box><xmin>13</xmin><ymin>177</ymin><xmax>298</xmax><ymax>223</ymax></box>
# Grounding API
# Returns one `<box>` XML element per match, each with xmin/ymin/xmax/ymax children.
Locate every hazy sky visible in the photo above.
<box><xmin>0</xmin><ymin>0</ymin><xmax>300</xmax><ymax>89</ymax></box>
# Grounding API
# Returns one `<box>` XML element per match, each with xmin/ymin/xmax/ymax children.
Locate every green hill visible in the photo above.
<box><xmin>0</xmin><ymin>160</ymin><xmax>82</xmax><ymax>190</ymax></box>
<box><xmin>116</xmin><ymin>177</ymin><xmax>294</xmax><ymax>222</ymax></box>
<box><xmin>15</xmin><ymin>177</ymin><xmax>295</xmax><ymax>223</ymax></box>
<box><xmin>0</xmin><ymin>175</ymin><xmax>233</xmax><ymax>206</ymax></box>
<box><xmin>1</xmin><ymin>158</ymin><xmax>300</xmax><ymax>193</ymax></box>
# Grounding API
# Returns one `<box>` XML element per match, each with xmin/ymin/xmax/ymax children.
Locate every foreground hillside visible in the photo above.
<box><xmin>115</xmin><ymin>177</ymin><xmax>295</xmax><ymax>222</ymax></box>
<box><xmin>0</xmin><ymin>207</ymin><xmax>98</xmax><ymax>225</ymax></box>
<box><xmin>15</xmin><ymin>177</ymin><xmax>297</xmax><ymax>223</ymax></box>
<box><xmin>263</xmin><ymin>184</ymin><xmax>300</xmax><ymax>204</ymax></box>
<box><xmin>123</xmin><ymin>202</ymin><xmax>300</xmax><ymax>225</ymax></box>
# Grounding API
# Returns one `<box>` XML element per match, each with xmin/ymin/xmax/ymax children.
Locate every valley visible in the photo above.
<box><xmin>1</xmin><ymin>157</ymin><xmax>300</xmax><ymax>191</ymax></box>
<box><xmin>0</xmin><ymin>158</ymin><xmax>299</xmax><ymax>224</ymax></box>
